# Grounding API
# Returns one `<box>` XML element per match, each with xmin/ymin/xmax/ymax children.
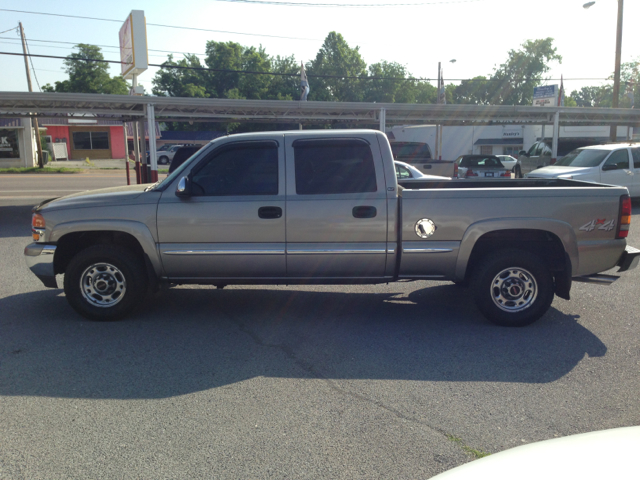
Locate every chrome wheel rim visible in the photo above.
<box><xmin>80</xmin><ymin>262</ymin><xmax>127</xmax><ymax>308</ymax></box>
<box><xmin>490</xmin><ymin>267</ymin><xmax>537</xmax><ymax>313</ymax></box>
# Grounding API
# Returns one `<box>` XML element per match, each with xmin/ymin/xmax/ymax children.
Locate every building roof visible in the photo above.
<box><xmin>160</xmin><ymin>131</ymin><xmax>226</xmax><ymax>142</ymax></box>
<box><xmin>2</xmin><ymin>92</ymin><xmax>640</xmax><ymax>127</ymax></box>
<box><xmin>474</xmin><ymin>138</ymin><xmax>523</xmax><ymax>146</ymax></box>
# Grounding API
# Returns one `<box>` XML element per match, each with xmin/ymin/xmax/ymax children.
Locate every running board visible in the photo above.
<box><xmin>572</xmin><ymin>274</ymin><xmax>619</xmax><ymax>286</ymax></box>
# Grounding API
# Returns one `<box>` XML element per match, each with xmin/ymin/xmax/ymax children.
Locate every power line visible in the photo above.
<box><xmin>0</xmin><ymin>51</ymin><xmax>610</xmax><ymax>83</ymax></box>
<box><xmin>0</xmin><ymin>26</ymin><xmax>19</xmax><ymax>34</ymax></box>
<box><xmin>213</xmin><ymin>0</ymin><xmax>484</xmax><ymax>6</ymax></box>
<box><xmin>0</xmin><ymin>9</ymin><xmax>319</xmax><ymax>41</ymax></box>
<box><xmin>0</xmin><ymin>36</ymin><xmax>209</xmax><ymax>57</ymax></box>
<box><xmin>0</xmin><ymin>39</ymin><xmax>188</xmax><ymax>60</ymax></box>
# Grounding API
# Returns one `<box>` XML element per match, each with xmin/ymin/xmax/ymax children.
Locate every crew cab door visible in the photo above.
<box><xmin>631</xmin><ymin>148</ymin><xmax>640</xmax><ymax>198</ymax></box>
<box><xmin>156</xmin><ymin>138</ymin><xmax>286</xmax><ymax>279</ymax></box>
<box><xmin>600</xmin><ymin>148</ymin><xmax>634</xmax><ymax>193</ymax></box>
<box><xmin>284</xmin><ymin>135</ymin><xmax>389</xmax><ymax>279</ymax></box>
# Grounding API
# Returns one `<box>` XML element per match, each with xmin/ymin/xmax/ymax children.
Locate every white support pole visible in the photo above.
<box><xmin>148</xmin><ymin>103</ymin><xmax>158</xmax><ymax>182</ymax></box>
<box><xmin>379</xmin><ymin>108</ymin><xmax>386</xmax><ymax>132</ymax></box>
<box><xmin>551</xmin><ymin>111</ymin><xmax>560</xmax><ymax>164</ymax></box>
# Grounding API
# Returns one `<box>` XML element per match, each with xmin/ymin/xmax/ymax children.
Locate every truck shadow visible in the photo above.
<box><xmin>0</xmin><ymin>205</ymin><xmax>34</xmax><ymax>239</ymax></box>
<box><xmin>0</xmin><ymin>284</ymin><xmax>606</xmax><ymax>400</ymax></box>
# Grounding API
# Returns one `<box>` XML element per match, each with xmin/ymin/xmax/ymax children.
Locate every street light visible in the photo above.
<box><xmin>584</xmin><ymin>0</ymin><xmax>624</xmax><ymax>141</ymax></box>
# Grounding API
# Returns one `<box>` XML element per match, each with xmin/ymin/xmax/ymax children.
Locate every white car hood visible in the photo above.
<box><xmin>431</xmin><ymin>426</ymin><xmax>640</xmax><ymax>480</ymax></box>
<box><xmin>527</xmin><ymin>166</ymin><xmax>595</xmax><ymax>178</ymax></box>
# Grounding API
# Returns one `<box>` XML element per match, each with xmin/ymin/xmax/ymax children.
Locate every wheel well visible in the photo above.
<box><xmin>54</xmin><ymin>231</ymin><xmax>145</xmax><ymax>275</ymax></box>
<box><xmin>465</xmin><ymin>229</ymin><xmax>567</xmax><ymax>281</ymax></box>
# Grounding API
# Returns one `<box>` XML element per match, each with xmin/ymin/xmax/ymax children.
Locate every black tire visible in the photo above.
<box><xmin>471</xmin><ymin>249</ymin><xmax>554</xmax><ymax>327</ymax></box>
<box><xmin>63</xmin><ymin>245</ymin><xmax>148</xmax><ymax>321</ymax></box>
<box><xmin>159</xmin><ymin>156</ymin><xmax>169</xmax><ymax>165</ymax></box>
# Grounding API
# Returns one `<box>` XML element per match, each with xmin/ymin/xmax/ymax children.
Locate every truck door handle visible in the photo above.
<box><xmin>258</xmin><ymin>206</ymin><xmax>282</xmax><ymax>219</ymax></box>
<box><xmin>352</xmin><ymin>206</ymin><xmax>377</xmax><ymax>218</ymax></box>
<box><xmin>421</xmin><ymin>164</ymin><xmax>432</xmax><ymax>169</ymax></box>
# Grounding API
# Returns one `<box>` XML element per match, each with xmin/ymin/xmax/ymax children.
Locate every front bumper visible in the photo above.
<box><xmin>617</xmin><ymin>245</ymin><xmax>640</xmax><ymax>273</ymax></box>
<box><xmin>24</xmin><ymin>243</ymin><xmax>57</xmax><ymax>288</ymax></box>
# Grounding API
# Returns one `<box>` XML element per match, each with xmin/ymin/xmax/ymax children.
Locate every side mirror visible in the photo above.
<box><xmin>175</xmin><ymin>176</ymin><xmax>192</xmax><ymax>197</ymax></box>
<box><xmin>602</xmin><ymin>164</ymin><xmax>618</xmax><ymax>171</ymax></box>
<box><xmin>519</xmin><ymin>150</ymin><xmax>528</xmax><ymax>157</ymax></box>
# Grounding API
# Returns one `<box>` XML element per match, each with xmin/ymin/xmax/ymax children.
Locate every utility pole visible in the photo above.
<box><xmin>19</xmin><ymin>22</ymin><xmax>45</xmax><ymax>168</ymax></box>
<box><xmin>610</xmin><ymin>0</ymin><xmax>624</xmax><ymax>141</ymax></box>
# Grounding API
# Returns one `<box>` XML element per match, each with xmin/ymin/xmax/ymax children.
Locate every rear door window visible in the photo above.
<box><xmin>293</xmin><ymin>139</ymin><xmax>377</xmax><ymax>195</ymax></box>
<box><xmin>631</xmin><ymin>148</ymin><xmax>640</xmax><ymax>168</ymax></box>
<box><xmin>603</xmin><ymin>149</ymin><xmax>630</xmax><ymax>170</ymax></box>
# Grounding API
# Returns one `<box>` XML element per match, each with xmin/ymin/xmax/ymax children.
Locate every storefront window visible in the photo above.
<box><xmin>503</xmin><ymin>146</ymin><xmax>521</xmax><ymax>156</ymax></box>
<box><xmin>72</xmin><ymin>131</ymin><xmax>110</xmax><ymax>150</ymax></box>
<box><xmin>0</xmin><ymin>129</ymin><xmax>20</xmax><ymax>159</ymax></box>
<box><xmin>480</xmin><ymin>146</ymin><xmax>493</xmax><ymax>155</ymax></box>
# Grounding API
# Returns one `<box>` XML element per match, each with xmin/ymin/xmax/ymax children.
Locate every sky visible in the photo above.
<box><xmin>1</xmin><ymin>0</ymin><xmax>639</xmax><ymax>98</ymax></box>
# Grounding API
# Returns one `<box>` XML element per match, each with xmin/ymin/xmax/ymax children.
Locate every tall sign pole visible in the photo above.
<box><xmin>610</xmin><ymin>0</ymin><xmax>624</xmax><ymax>141</ymax></box>
<box><xmin>435</xmin><ymin>62</ymin><xmax>440</xmax><ymax>161</ymax></box>
<box><xmin>19</xmin><ymin>22</ymin><xmax>44</xmax><ymax>168</ymax></box>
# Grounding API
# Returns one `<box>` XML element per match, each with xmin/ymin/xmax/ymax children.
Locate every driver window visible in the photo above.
<box><xmin>191</xmin><ymin>143</ymin><xmax>278</xmax><ymax>196</ymax></box>
<box><xmin>603</xmin><ymin>150</ymin><xmax>629</xmax><ymax>170</ymax></box>
<box><xmin>527</xmin><ymin>143</ymin><xmax>539</xmax><ymax>156</ymax></box>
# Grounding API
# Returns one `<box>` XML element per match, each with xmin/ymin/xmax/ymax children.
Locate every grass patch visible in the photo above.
<box><xmin>447</xmin><ymin>434</ymin><xmax>491</xmax><ymax>459</ymax></box>
<box><xmin>0</xmin><ymin>167</ymin><xmax>84</xmax><ymax>174</ymax></box>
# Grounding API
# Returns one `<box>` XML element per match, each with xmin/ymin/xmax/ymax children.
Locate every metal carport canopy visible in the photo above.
<box><xmin>1</xmin><ymin>92</ymin><xmax>640</xmax><ymax>127</ymax></box>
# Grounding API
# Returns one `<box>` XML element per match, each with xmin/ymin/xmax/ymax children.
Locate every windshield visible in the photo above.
<box><xmin>554</xmin><ymin>148</ymin><xmax>609</xmax><ymax>167</ymax></box>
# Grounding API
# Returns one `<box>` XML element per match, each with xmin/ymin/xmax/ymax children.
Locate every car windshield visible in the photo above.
<box><xmin>554</xmin><ymin>148</ymin><xmax>610</xmax><ymax>167</ymax></box>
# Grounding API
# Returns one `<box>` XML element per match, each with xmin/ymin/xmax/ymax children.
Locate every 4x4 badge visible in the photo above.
<box><xmin>579</xmin><ymin>219</ymin><xmax>616</xmax><ymax>232</ymax></box>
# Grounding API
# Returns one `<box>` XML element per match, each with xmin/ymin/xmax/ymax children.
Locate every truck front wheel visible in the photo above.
<box><xmin>471</xmin><ymin>249</ymin><xmax>554</xmax><ymax>327</ymax></box>
<box><xmin>63</xmin><ymin>244</ymin><xmax>148</xmax><ymax>321</ymax></box>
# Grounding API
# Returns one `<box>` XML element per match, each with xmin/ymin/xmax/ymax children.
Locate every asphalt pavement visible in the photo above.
<box><xmin>1</xmin><ymin>176</ymin><xmax>639</xmax><ymax>479</ymax></box>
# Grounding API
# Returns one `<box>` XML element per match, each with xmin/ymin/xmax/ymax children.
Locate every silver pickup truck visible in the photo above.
<box><xmin>25</xmin><ymin>130</ymin><xmax>639</xmax><ymax>326</ymax></box>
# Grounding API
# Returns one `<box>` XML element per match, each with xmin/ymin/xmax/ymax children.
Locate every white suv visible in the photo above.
<box><xmin>526</xmin><ymin>143</ymin><xmax>640</xmax><ymax>198</ymax></box>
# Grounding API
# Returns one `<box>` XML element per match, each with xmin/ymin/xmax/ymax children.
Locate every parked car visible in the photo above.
<box><xmin>394</xmin><ymin>160</ymin><xmax>450</xmax><ymax>182</ymax></box>
<box><xmin>519</xmin><ymin>138</ymin><xmax>607</xmax><ymax>174</ymax></box>
<box><xmin>390</xmin><ymin>141</ymin><xmax>456</xmax><ymax>177</ymax></box>
<box><xmin>455</xmin><ymin>155</ymin><xmax>512</xmax><ymax>179</ymax></box>
<box><xmin>431</xmin><ymin>426</ymin><xmax>640</xmax><ymax>480</ymax></box>
<box><xmin>526</xmin><ymin>143</ymin><xmax>640</xmax><ymax>198</ymax></box>
<box><xmin>495</xmin><ymin>154</ymin><xmax>521</xmax><ymax>177</ymax></box>
<box><xmin>156</xmin><ymin>144</ymin><xmax>184</xmax><ymax>165</ymax></box>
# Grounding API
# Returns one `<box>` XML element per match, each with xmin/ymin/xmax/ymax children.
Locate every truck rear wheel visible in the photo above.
<box><xmin>471</xmin><ymin>249</ymin><xmax>554</xmax><ymax>327</ymax></box>
<box><xmin>63</xmin><ymin>244</ymin><xmax>148</xmax><ymax>321</ymax></box>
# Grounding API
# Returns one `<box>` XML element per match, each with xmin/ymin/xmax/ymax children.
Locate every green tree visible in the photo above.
<box><xmin>487</xmin><ymin>38</ymin><xmax>562</xmax><ymax>105</ymax></box>
<box><xmin>42</xmin><ymin>44</ymin><xmax>128</xmax><ymax>94</ymax></box>
<box><xmin>306</xmin><ymin>32</ymin><xmax>367</xmax><ymax>102</ymax></box>
<box><xmin>569</xmin><ymin>85</ymin><xmax>611</xmax><ymax>107</ymax></box>
<box><xmin>453</xmin><ymin>76</ymin><xmax>491</xmax><ymax>104</ymax></box>
<box><xmin>151</xmin><ymin>54</ymin><xmax>210</xmax><ymax>98</ymax></box>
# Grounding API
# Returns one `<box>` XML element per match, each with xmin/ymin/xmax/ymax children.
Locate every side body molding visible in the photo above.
<box><xmin>49</xmin><ymin>220</ymin><xmax>163</xmax><ymax>276</ymax></box>
<box><xmin>454</xmin><ymin>217</ymin><xmax>579</xmax><ymax>281</ymax></box>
